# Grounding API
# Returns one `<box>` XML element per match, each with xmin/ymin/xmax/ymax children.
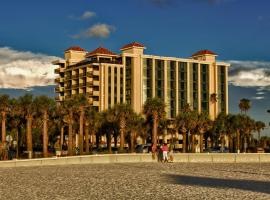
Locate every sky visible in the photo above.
<box><xmin>0</xmin><ymin>0</ymin><xmax>270</xmax><ymax>136</ymax></box>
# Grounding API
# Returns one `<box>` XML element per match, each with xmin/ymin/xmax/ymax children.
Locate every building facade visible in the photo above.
<box><xmin>54</xmin><ymin>42</ymin><xmax>230</xmax><ymax>119</ymax></box>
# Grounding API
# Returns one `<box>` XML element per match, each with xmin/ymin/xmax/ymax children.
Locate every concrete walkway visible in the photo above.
<box><xmin>1</xmin><ymin>153</ymin><xmax>270</xmax><ymax>168</ymax></box>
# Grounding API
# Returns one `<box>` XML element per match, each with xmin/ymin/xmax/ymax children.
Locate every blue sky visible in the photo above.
<box><xmin>0</xmin><ymin>0</ymin><xmax>270</xmax><ymax>135</ymax></box>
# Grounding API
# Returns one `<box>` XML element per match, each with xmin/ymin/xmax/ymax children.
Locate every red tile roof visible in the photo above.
<box><xmin>120</xmin><ymin>42</ymin><xmax>145</xmax><ymax>50</ymax></box>
<box><xmin>65</xmin><ymin>46</ymin><xmax>87</xmax><ymax>52</ymax></box>
<box><xmin>192</xmin><ymin>50</ymin><xmax>217</xmax><ymax>57</ymax></box>
<box><xmin>85</xmin><ymin>47</ymin><xmax>117</xmax><ymax>57</ymax></box>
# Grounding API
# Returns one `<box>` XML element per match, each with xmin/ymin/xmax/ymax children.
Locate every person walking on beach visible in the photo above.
<box><xmin>162</xmin><ymin>143</ymin><xmax>168</xmax><ymax>162</ymax></box>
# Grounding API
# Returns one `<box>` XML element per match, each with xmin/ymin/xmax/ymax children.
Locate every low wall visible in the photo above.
<box><xmin>0</xmin><ymin>153</ymin><xmax>269</xmax><ymax>168</ymax></box>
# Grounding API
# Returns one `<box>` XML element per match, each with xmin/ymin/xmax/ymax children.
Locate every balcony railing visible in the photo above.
<box><xmin>79</xmin><ymin>83</ymin><xmax>86</xmax><ymax>87</ymax></box>
<box><xmin>87</xmin><ymin>72</ymin><xmax>93</xmax><ymax>77</ymax></box>
<box><xmin>72</xmin><ymin>84</ymin><xmax>79</xmax><ymax>89</ymax></box>
<box><xmin>86</xmin><ymin>82</ymin><xmax>93</xmax><ymax>87</ymax></box>
<box><xmin>72</xmin><ymin>74</ymin><xmax>79</xmax><ymax>79</ymax></box>
<box><xmin>55</xmin><ymin>87</ymin><xmax>64</xmax><ymax>93</ymax></box>
<box><xmin>55</xmin><ymin>77</ymin><xmax>64</xmax><ymax>83</ymax></box>
<box><xmin>54</xmin><ymin>68</ymin><xmax>65</xmax><ymax>74</ymax></box>
<box><xmin>86</xmin><ymin>91</ymin><xmax>93</xmax><ymax>96</ymax></box>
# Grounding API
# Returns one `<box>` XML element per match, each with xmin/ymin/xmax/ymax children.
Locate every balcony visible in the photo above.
<box><xmin>54</xmin><ymin>68</ymin><xmax>65</xmax><ymax>74</ymax></box>
<box><xmin>86</xmin><ymin>91</ymin><xmax>93</xmax><ymax>96</ymax></box>
<box><xmin>55</xmin><ymin>77</ymin><xmax>64</xmax><ymax>83</ymax></box>
<box><xmin>93</xmin><ymin>81</ymin><xmax>99</xmax><ymax>86</ymax></box>
<box><xmin>93</xmin><ymin>101</ymin><xmax>99</xmax><ymax>107</ymax></box>
<box><xmin>86</xmin><ymin>82</ymin><xmax>93</xmax><ymax>87</ymax></box>
<box><xmin>72</xmin><ymin>74</ymin><xmax>79</xmax><ymax>79</ymax></box>
<box><xmin>93</xmin><ymin>91</ymin><xmax>99</xmax><ymax>96</ymax></box>
<box><xmin>87</xmin><ymin>72</ymin><xmax>93</xmax><ymax>77</ymax></box>
<box><xmin>79</xmin><ymin>83</ymin><xmax>86</xmax><ymax>87</ymax></box>
<box><xmin>55</xmin><ymin>87</ymin><xmax>64</xmax><ymax>93</ymax></box>
<box><xmin>79</xmin><ymin>73</ymin><xmax>87</xmax><ymax>78</ymax></box>
<box><xmin>72</xmin><ymin>84</ymin><xmax>79</xmax><ymax>89</ymax></box>
<box><xmin>93</xmin><ymin>70</ymin><xmax>99</xmax><ymax>76</ymax></box>
<box><xmin>65</xmin><ymin>76</ymin><xmax>72</xmax><ymax>81</ymax></box>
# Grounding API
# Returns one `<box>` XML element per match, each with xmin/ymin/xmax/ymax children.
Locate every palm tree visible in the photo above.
<box><xmin>229</xmin><ymin>114</ymin><xmax>246</xmax><ymax>153</ymax></box>
<box><xmin>112</xmin><ymin>104</ymin><xmax>133</xmax><ymax>151</ymax></box>
<box><xmin>127</xmin><ymin>113</ymin><xmax>144</xmax><ymax>152</ymax></box>
<box><xmin>196</xmin><ymin>112</ymin><xmax>212</xmax><ymax>153</ymax></box>
<box><xmin>18</xmin><ymin>94</ymin><xmax>36</xmax><ymax>158</ymax></box>
<box><xmin>255</xmin><ymin>121</ymin><xmax>265</xmax><ymax>146</ymax></box>
<box><xmin>175</xmin><ymin>110</ymin><xmax>197</xmax><ymax>153</ymax></box>
<box><xmin>239</xmin><ymin>98</ymin><xmax>251</xmax><ymax>114</ymax></box>
<box><xmin>9</xmin><ymin>98</ymin><xmax>22</xmax><ymax>158</ymax></box>
<box><xmin>242</xmin><ymin>115</ymin><xmax>255</xmax><ymax>152</ymax></box>
<box><xmin>72</xmin><ymin>94</ymin><xmax>89</xmax><ymax>155</ymax></box>
<box><xmin>34</xmin><ymin>96</ymin><xmax>55</xmax><ymax>157</ymax></box>
<box><xmin>0</xmin><ymin>94</ymin><xmax>10</xmax><ymax>143</ymax></box>
<box><xmin>85</xmin><ymin>108</ymin><xmax>101</xmax><ymax>153</ymax></box>
<box><xmin>212</xmin><ymin>112</ymin><xmax>229</xmax><ymax>151</ymax></box>
<box><xmin>143</xmin><ymin>98</ymin><xmax>166</xmax><ymax>147</ymax></box>
<box><xmin>62</xmin><ymin>97</ymin><xmax>77</xmax><ymax>156</ymax></box>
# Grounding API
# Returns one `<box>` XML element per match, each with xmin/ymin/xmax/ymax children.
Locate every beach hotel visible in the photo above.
<box><xmin>53</xmin><ymin>42</ymin><xmax>230</xmax><ymax>149</ymax></box>
<box><xmin>54</xmin><ymin>42</ymin><xmax>230</xmax><ymax>119</ymax></box>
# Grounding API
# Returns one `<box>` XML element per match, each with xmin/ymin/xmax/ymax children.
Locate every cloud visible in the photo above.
<box><xmin>80</xmin><ymin>11</ymin><xmax>96</xmax><ymax>20</ymax></box>
<box><xmin>228</xmin><ymin>60</ymin><xmax>270</xmax><ymax>89</ymax></box>
<box><xmin>72</xmin><ymin>23</ymin><xmax>115</xmax><ymax>39</ymax></box>
<box><xmin>252</xmin><ymin>96</ymin><xmax>265</xmax><ymax>100</ymax></box>
<box><xmin>0</xmin><ymin>47</ymin><xmax>60</xmax><ymax>89</ymax></box>
<box><xmin>69</xmin><ymin>11</ymin><xmax>96</xmax><ymax>20</ymax></box>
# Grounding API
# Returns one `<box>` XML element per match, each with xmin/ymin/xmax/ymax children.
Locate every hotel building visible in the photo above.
<box><xmin>54</xmin><ymin>42</ymin><xmax>230</xmax><ymax>120</ymax></box>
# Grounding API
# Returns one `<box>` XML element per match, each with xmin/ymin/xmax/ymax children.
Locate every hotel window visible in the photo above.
<box><xmin>155</xmin><ymin>59</ymin><xmax>164</xmax><ymax>99</ymax></box>
<box><xmin>191</xmin><ymin>63</ymin><xmax>199</xmax><ymax>111</ymax></box>
<box><xmin>201</xmin><ymin>64</ymin><xmax>209</xmax><ymax>113</ymax></box>
<box><xmin>114</xmin><ymin>67</ymin><xmax>117</xmax><ymax>104</ymax></box>
<box><xmin>218</xmin><ymin>66</ymin><xmax>226</xmax><ymax>113</ymax></box>
<box><xmin>120</xmin><ymin>68</ymin><xmax>124</xmax><ymax>103</ymax></box>
<box><xmin>143</xmin><ymin>58</ymin><xmax>152</xmax><ymax>103</ymax></box>
<box><xmin>108</xmin><ymin>67</ymin><xmax>111</xmax><ymax>108</ymax></box>
<box><xmin>178</xmin><ymin>62</ymin><xmax>187</xmax><ymax>111</ymax></box>
<box><xmin>167</xmin><ymin>61</ymin><xmax>176</xmax><ymax>118</ymax></box>
<box><xmin>125</xmin><ymin>57</ymin><xmax>132</xmax><ymax>105</ymax></box>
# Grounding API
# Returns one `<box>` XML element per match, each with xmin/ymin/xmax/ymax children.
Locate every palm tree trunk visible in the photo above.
<box><xmin>182</xmin><ymin>130</ymin><xmax>186</xmax><ymax>153</ymax></box>
<box><xmin>153</xmin><ymin>113</ymin><xmax>158</xmax><ymax>146</ymax></box>
<box><xmin>43</xmin><ymin>111</ymin><xmax>48</xmax><ymax>158</ymax></box>
<box><xmin>258</xmin><ymin>131</ymin><xmax>261</xmax><ymax>146</ymax></box>
<box><xmin>68</xmin><ymin>112</ymin><xmax>73</xmax><ymax>156</ymax></box>
<box><xmin>244</xmin><ymin>135</ymin><xmax>247</xmax><ymax>153</ymax></box>
<box><xmin>237</xmin><ymin>129</ymin><xmax>240</xmax><ymax>153</ymax></box>
<box><xmin>130</xmin><ymin>130</ymin><xmax>135</xmax><ymax>153</ymax></box>
<box><xmin>60</xmin><ymin>125</ymin><xmax>64</xmax><ymax>150</ymax></box>
<box><xmin>85</xmin><ymin>125</ymin><xmax>89</xmax><ymax>154</ymax></box>
<box><xmin>191</xmin><ymin>134</ymin><xmax>195</xmax><ymax>153</ymax></box>
<box><xmin>79</xmin><ymin>109</ymin><xmax>84</xmax><ymax>155</ymax></box>
<box><xmin>26</xmin><ymin>115</ymin><xmax>33</xmax><ymax>159</ymax></box>
<box><xmin>1</xmin><ymin>112</ymin><xmax>6</xmax><ymax>143</ymax></box>
<box><xmin>119</xmin><ymin>117</ymin><xmax>125</xmax><ymax>151</ymax></box>
<box><xmin>91</xmin><ymin>130</ymin><xmax>95</xmax><ymax>151</ymax></box>
<box><xmin>107</xmin><ymin>132</ymin><xmax>112</xmax><ymax>153</ymax></box>
<box><xmin>16</xmin><ymin>128</ymin><xmax>19</xmax><ymax>159</ymax></box>
<box><xmin>200</xmin><ymin>132</ymin><xmax>204</xmax><ymax>153</ymax></box>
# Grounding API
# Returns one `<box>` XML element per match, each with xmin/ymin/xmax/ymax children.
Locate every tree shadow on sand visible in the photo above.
<box><xmin>166</xmin><ymin>174</ymin><xmax>270</xmax><ymax>194</ymax></box>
